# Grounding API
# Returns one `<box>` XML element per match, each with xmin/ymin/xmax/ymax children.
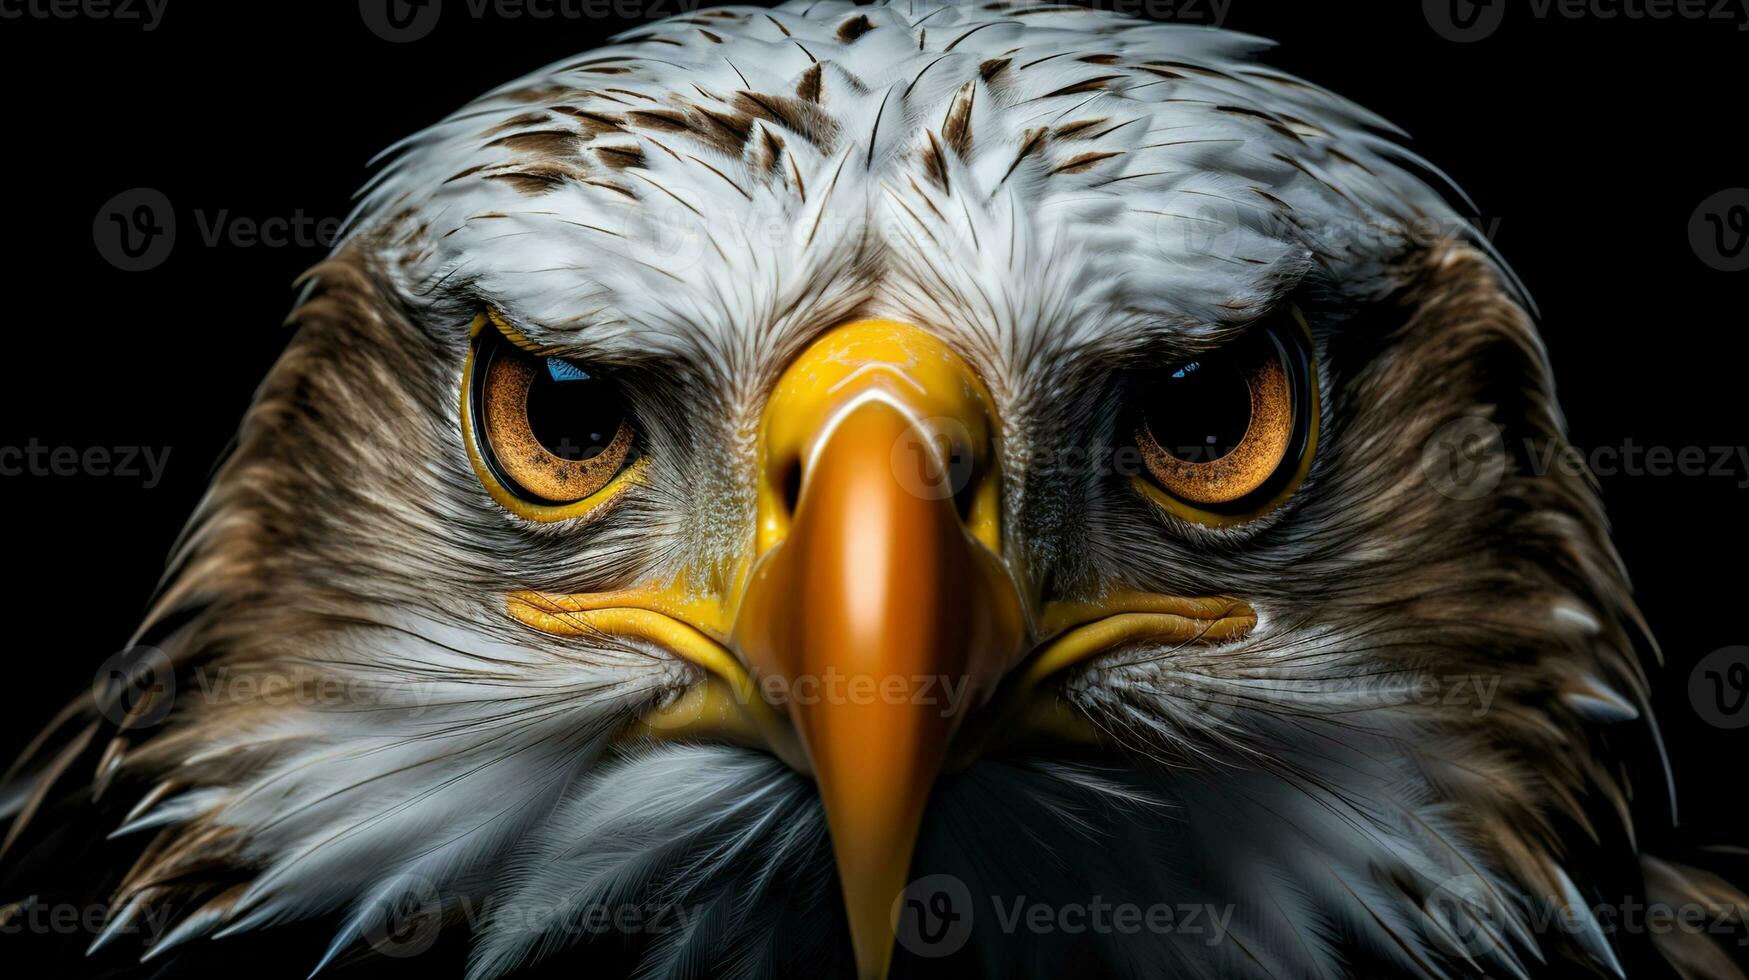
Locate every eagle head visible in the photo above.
<box><xmin>5</xmin><ymin>3</ymin><xmax>1742</xmax><ymax>979</ymax></box>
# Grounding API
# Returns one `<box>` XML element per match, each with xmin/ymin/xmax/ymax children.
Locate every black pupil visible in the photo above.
<box><xmin>526</xmin><ymin>359</ymin><xmax>621</xmax><ymax>461</ymax></box>
<box><xmin>1145</xmin><ymin>360</ymin><xmax>1252</xmax><ymax>463</ymax></box>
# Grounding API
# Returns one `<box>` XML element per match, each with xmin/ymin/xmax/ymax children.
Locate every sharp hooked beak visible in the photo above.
<box><xmin>731</xmin><ymin>321</ymin><xmax>1024</xmax><ymax>980</ymax></box>
<box><xmin>507</xmin><ymin>320</ymin><xmax>1255</xmax><ymax>979</ymax></box>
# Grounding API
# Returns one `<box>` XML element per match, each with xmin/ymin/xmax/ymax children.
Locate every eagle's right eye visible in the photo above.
<box><xmin>465</xmin><ymin>317</ymin><xmax>636</xmax><ymax>515</ymax></box>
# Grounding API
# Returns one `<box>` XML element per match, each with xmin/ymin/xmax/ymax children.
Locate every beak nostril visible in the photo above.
<box><xmin>779</xmin><ymin>457</ymin><xmax>804</xmax><ymax>518</ymax></box>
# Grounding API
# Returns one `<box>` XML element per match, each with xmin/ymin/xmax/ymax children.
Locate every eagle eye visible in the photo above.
<box><xmin>1134</xmin><ymin>310</ymin><xmax>1317</xmax><ymax>521</ymax></box>
<box><xmin>466</xmin><ymin>319</ymin><xmax>635</xmax><ymax>510</ymax></box>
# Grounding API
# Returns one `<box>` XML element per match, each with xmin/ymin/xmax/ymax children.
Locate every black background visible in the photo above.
<box><xmin>0</xmin><ymin>0</ymin><xmax>1742</xmax><ymax>850</ymax></box>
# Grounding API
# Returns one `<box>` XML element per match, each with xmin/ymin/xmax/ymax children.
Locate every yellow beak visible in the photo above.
<box><xmin>733</xmin><ymin>320</ymin><xmax>1025</xmax><ymax>979</ymax></box>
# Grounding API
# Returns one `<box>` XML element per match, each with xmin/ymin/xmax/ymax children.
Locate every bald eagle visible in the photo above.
<box><xmin>4</xmin><ymin>2</ymin><xmax>1743</xmax><ymax>978</ymax></box>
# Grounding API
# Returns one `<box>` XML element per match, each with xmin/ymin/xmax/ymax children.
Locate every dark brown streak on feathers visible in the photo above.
<box><xmin>484</xmin><ymin>130</ymin><xmax>581</xmax><ymax>157</ymax></box>
<box><xmin>627</xmin><ymin>109</ymin><xmax>693</xmax><ymax>134</ymax></box>
<box><xmin>582</xmin><ymin>91</ymin><xmax>635</xmax><ymax>106</ymax></box>
<box><xmin>1086</xmin><ymin>116</ymin><xmax>1142</xmax><ymax>141</ymax></box>
<box><xmin>582</xmin><ymin>178</ymin><xmax>636</xmax><ymax>200</ymax></box>
<box><xmin>836</xmin><ymin>14</ymin><xmax>875</xmax><ymax>42</ymax></box>
<box><xmin>906</xmin><ymin>176</ymin><xmax>946</xmax><ymax>222</ymax></box>
<box><xmin>1251</xmin><ymin>187</ymin><xmax>1293</xmax><ymax>211</ymax></box>
<box><xmin>1137</xmin><ymin>66</ymin><xmax>1185</xmax><ymax>81</ymax></box>
<box><xmin>1142</xmin><ymin>60</ymin><xmax>1240</xmax><ymax>82</ymax></box>
<box><xmin>979</xmin><ymin>57</ymin><xmax>1010</xmax><ymax>82</ymax></box>
<box><xmin>905</xmin><ymin>54</ymin><xmax>952</xmax><ymax>98</ymax></box>
<box><xmin>886</xmin><ymin>189</ymin><xmax>941</xmax><ymax>253</ymax></box>
<box><xmin>734</xmin><ymin>91</ymin><xmax>841</xmax><ymax>153</ymax></box>
<box><xmin>867</xmin><ymin>86</ymin><xmax>894</xmax><ymax>169</ymax></box>
<box><xmin>595</xmin><ymin>144</ymin><xmax>646</xmax><ymax>171</ymax></box>
<box><xmin>1037</xmin><ymin>75</ymin><xmax>1123</xmax><ymax>100</ymax></box>
<box><xmin>640</xmin><ymin>135</ymin><xmax>685</xmax><ymax>164</ymax></box>
<box><xmin>692</xmin><ymin>105</ymin><xmax>755</xmax><ymax>157</ymax></box>
<box><xmin>1052</xmin><ymin>118</ymin><xmax>1106</xmax><ymax>140</ymax></box>
<box><xmin>765</xmin><ymin>13</ymin><xmax>791</xmax><ymax>35</ymax></box>
<box><xmin>942</xmin><ymin>81</ymin><xmax>975</xmax><ymax>158</ymax></box>
<box><xmin>1050</xmin><ymin>150</ymin><xmax>1122</xmax><ymax>175</ymax></box>
<box><xmin>922</xmin><ymin>130</ymin><xmax>949</xmax><ymax>192</ymax></box>
<box><xmin>628</xmin><ymin>171</ymin><xmax>702</xmax><ymax>217</ymax></box>
<box><xmin>789</xmin><ymin>152</ymin><xmax>807</xmax><ymax>204</ymax></box>
<box><xmin>752</xmin><ymin>126</ymin><xmax>787</xmax><ymax>180</ymax></box>
<box><xmin>807</xmin><ymin>153</ymin><xmax>851</xmax><ymax>248</ymax></box>
<box><xmin>1018</xmin><ymin>51</ymin><xmax>1071</xmax><ymax>71</ymax></box>
<box><xmin>1216</xmin><ymin>104</ymin><xmax>1306</xmax><ymax>144</ymax></box>
<box><xmin>796</xmin><ymin>63</ymin><xmax>823</xmax><ymax>103</ymax></box>
<box><xmin>998</xmin><ymin>127</ymin><xmax>1049</xmax><ymax>187</ymax></box>
<box><xmin>1327</xmin><ymin>146</ymin><xmax>1377</xmax><ymax>177</ymax></box>
<box><xmin>484</xmin><ymin>171</ymin><xmax>572</xmax><ymax>195</ymax></box>
<box><xmin>483</xmin><ymin>112</ymin><xmax>552</xmax><ymax>135</ymax></box>
<box><xmin>945</xmin><ymin>21</ymin><xmax>999</xmax><ymax>52</ymax></box>
<box><xmin>548</xmin><ymin>106</ymin><xmax>626</xmax><ymax>135</ymax></box>
<box><xmin>685</xmin><ymin>154</ymin><xmax>753</xmax><ymax>201</ymax></box>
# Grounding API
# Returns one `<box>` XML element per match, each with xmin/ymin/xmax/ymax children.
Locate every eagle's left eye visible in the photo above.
<box><xmin>466</xmin><ymin>321</ymin><xmax>635</xmax><ymax>510</ymax></box>
<box><xmin>1133</xmin><ymin>310</ymin><xmax>1317</xmax><ymax>522</ymax></box>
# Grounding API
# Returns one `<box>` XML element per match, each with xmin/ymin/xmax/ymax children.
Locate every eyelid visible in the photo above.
<box><xmin>484</xmin><ymin>307</ymin><xmax>559</xmax><ymax>355</ymax></box>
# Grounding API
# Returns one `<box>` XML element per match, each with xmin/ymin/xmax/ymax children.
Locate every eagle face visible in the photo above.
<box><xmin>4</xmin><ymin>2</ymin><xmax>1737</xmax><ymax>979</ymax></box>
